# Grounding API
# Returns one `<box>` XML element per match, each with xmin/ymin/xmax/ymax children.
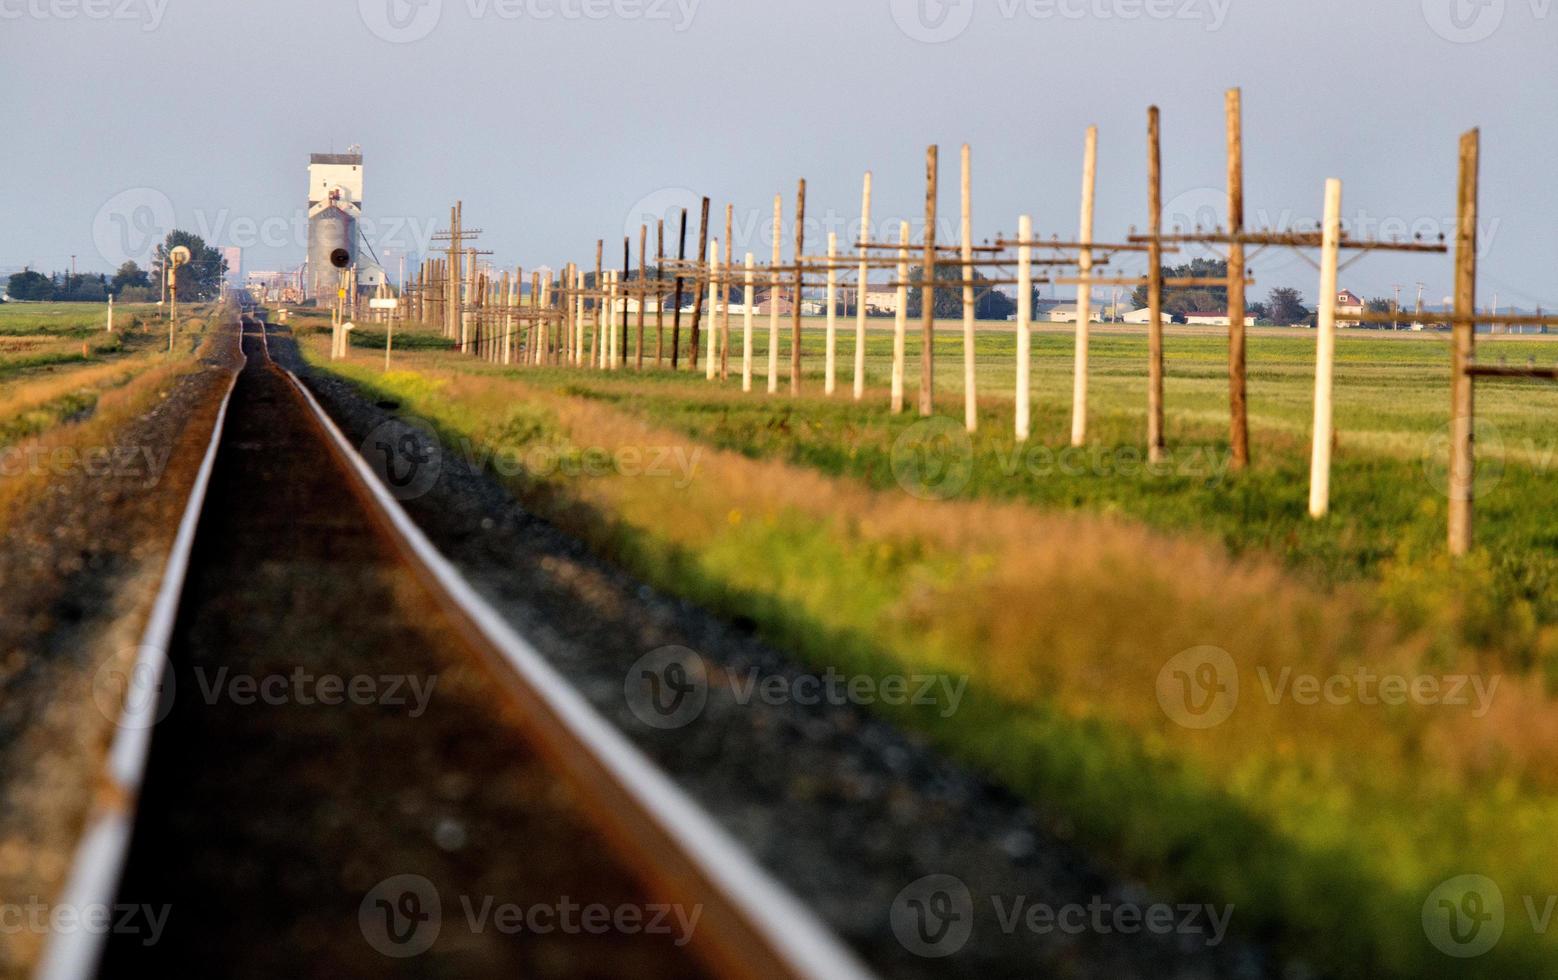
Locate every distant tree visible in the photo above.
<box><xmin>6</xmin><ymin>270</ymin><xmax>54</xmax><ymax>301</ymax></box>
<box><xmin>1132</xmin><ymin>258</ymin><xmax>1229</xmax><ymax>311</ymax></box>
<box><xmin>1267</xmin><ymin>286</ymin><xmax>1310</xmax><ymax>325</ymax></box>
<box><xmin>111</xmin><ymin>260</ymin><xmax>151</xmax><ymax>296</ymax></box>
<box><xmin>118</xmin><ymin>285</ymin><xmax>158</xmax><ymax>303</ymax></box>
<box><xmin>1164</xmin><ymin>289</ymin><xmax>1220</xmax><ymax>317</ymax></box>
<box><xmin>54</xmin><ymin>273</ymin><xmax>108</xmax><ymax>302</ymax></box>
<box><xmin>905</xmin><ymin>264</ymin><xmax>965</xmax><ymax>319</ymax></box>
<box><xmin>978</xmin><ymin>287</ymin><xmax>1014</xmax><ymax>320</ymax></box>
<box><xmin>1248</xmin><ymin>301</ymin><xmax>1271</xmax><ymax>322</ymax></box>
<box><xmin>153</xmin><ymin>230</ymin><xmax>227</xmax><ymax>302</ymax></box>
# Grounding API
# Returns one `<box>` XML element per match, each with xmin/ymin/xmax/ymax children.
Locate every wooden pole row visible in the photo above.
<box><xmin>408</xmin><ymin>115</ymin><xmax>1550</xmax><ymax>559</ymax></box>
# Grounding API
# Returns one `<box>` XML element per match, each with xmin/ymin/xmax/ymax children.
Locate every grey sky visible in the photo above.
<box><xmin>3</xmin><ymin>0</ymin><xmax>1554</xmax><ymax>308</ymax></box>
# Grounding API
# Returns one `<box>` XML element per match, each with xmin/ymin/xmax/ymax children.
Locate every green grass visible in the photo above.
<box><xmin>0</xmin><ymin>301</ymin><xmax>158</xmax><ymax>337</ymax></box>
<box><xmin>446</xmin><ymin>323</ymin><xmax>1558</xmax><ymax>674</ymax></box>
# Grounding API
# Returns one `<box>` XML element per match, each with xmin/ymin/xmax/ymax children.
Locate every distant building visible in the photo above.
<box><xmin>863</xmin><ymin>283</ymin><xmax>899</xmax><ymax>315</ymax></box>
<box><xmin>757</xmin><ymin>294</ymin><xmax>795</xmax><ymax>315</ymax></box>
<box><xmin>1335</xmin><ymin>288</ymin><xmax>1365</xmax><ymax>328</ymax></box>
<box><xmin>1184</xmin><ymin>311</ymin><xmax>1256</xmax><ymax>327</ymax></box>
<box><xmin>220</xmin><ymin>246</ymin><xmax>242</xmax><ymax>284</ymax></box>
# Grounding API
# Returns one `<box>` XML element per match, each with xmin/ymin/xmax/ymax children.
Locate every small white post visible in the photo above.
<box><xmin>891</xmin><ymin>221</ymin><xmax>909</xmax><ymax>414</ymax></box>
<box><xmin>742</xmin><ymin>252</ymin><xmax>755</xmax><ymax>392</ymax></box>
<box><xmin>706</xmin><ymin>240</ymin><xmax>720</xmax><ymax>380</ymax></box>
<box><xmin>1309</xmin><ymin>178</ymin><xmax>1344</xmax><ymax>519</ymax></box>
<box><xmin>768</xmin><ymin>194</ymin><xmax>782</xmax><ymax>395</ymax></box>
<box><xmin>106</xmin><ymin>293</ymin><xmax>114</xmax><ymax>333</ymax></box>
<box><xmin>1072</xmin><ymin>125</ymin><xmax>1098</xmax><ymax>447</ymax></box>
<box><xmin>825</xmin><ymin>232</ymin><xmax>838</xmax><ymax>395</ymax></box>
<box><xmin>1017</xmin><ymin>214</ymin><xmax>1033</xmax><ymax>442</ymax></box>
<box><xmin>853</xmin><ymin>171</ymin><xmax>872</xmax><ymax>402</ymax></box>
<box><xmin>961</xmin><ymin>143</ymin><xmax>976</xmax><ymax>432</ymax></box>
<box><xmin>574</xmin><ymin>270</ymin><xmax>585</xmax><ymax>366</ymax></box>
<box><xmin>605</xmin><ymin>272</ymin><xmax>617</xmax><ymax>370</ymax></box>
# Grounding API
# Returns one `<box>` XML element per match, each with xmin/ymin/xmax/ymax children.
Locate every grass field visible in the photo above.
<box><xmin>303</xmin><ymin>313</ymin><xmax>1558</xmax><ymax>977</ymax></box>
<box><xmin>0</xmin><ymin>301</ymin><xmax>211</xmax><ymax>455</ymax></box>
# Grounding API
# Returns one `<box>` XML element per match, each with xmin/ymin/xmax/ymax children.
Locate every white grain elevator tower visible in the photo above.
<box><xmin>306</xmin><ymin>147</ymin><xmax>384</xmax><ymax>301</ymax></box>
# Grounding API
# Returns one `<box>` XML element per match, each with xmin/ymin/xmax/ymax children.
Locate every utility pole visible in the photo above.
<box><xmin>1225</xmin><ymin>87</ymin><xmax>1250</xmax><ymax>470</ymax></box>
<box><xmin>1391</xmin><ymin>283</ymin><xmax>1402</xmax><ymax>331</ymax></box>
<box><xmin>429</xmin><ymin>201</ymin><xmax>488</xmax><ymax>351</ymax></box>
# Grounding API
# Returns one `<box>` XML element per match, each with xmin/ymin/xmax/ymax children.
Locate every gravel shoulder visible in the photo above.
<box><xmin>0</xmin><ymin>322</ymin><xmax>242</xmax><ymax>978</ymax></box>
<box><xmin>283</xmin><ymin>329</ymin><xmax>1289</xmax><ymax>980</ymax></box>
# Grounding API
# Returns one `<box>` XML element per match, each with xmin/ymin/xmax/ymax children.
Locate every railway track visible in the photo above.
<box><xmin>38</xmin><ymin>313</ymin><xmax>871</xmax><ymax>980</ymax></box>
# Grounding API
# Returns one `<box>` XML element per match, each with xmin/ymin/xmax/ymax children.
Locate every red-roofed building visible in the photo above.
<box><xmin>1335</xmin><ymin>289</ymin><xmax>1365</xmax><ymax>328</ymax></box>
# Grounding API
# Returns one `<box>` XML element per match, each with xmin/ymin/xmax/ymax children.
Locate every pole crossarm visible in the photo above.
<box><xmin>1131</xmin><ymin>231</ymin><xmax>1447</xmax><ymax>254</ymax></box>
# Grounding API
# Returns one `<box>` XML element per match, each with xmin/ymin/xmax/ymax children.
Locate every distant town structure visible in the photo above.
<box><xmin>863</xmin><ymin>282</ymin><xmax>898</xmax><ymax>316</ymax></box>
<box><xmin>220</xmin><ymin>246</ymin><xmax>242</xmax><ymax>285</ymax></box>
<box><xmin>1183</xmin><ymin>312</ymin><xmax>1257</xmax><ymax>327</ymax></box>
<box><xmin>1335</xmin><ymin>288</ymin><xmax>1365</xmax><ymax>328</ymax></box>
<box><xmin>306</xmin><ymin>148</ymin><xmax>384</xmax><ymax>302</ymax></box>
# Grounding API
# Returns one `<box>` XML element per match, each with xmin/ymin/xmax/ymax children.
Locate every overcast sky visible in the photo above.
<box><xmin>3</xmin><ymin>0</ymin><xmax>1554</xmax><ymax>307</ymax></box>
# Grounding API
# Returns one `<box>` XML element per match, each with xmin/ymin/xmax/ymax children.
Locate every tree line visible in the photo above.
<box><xmin>4</xmin><ymin>231</ymin><xmax>228</xmax><ymax>304</ymax></box>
